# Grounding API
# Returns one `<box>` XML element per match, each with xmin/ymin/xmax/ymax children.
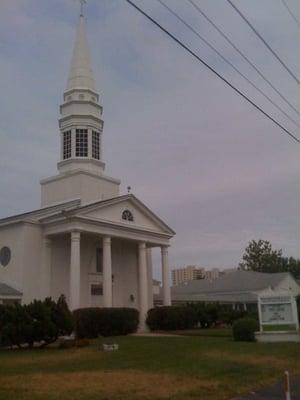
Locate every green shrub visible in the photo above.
<box><xmin>232</xmin><ymin>317</ymin><xmax>259</xmax><ymax>342</ymax></box>
<box><xmin>58</xmin><ymin>338</ymin><xmax>75</xmax><ymax>349</ymax></box>
<box><xmin>0</xmin><ymin>303</ymin><xmax>33</xmax><ymax>348</ymax></box>
<box><xmin>73</xmin><ymin>307</ymin><xmax>139</xmax><ymax>338</ymax></box>
<box><xmin>146</xmin><ymin>306</ymin><xmax>198</xmax><ymax>331</ymax></box>
<box><xmin>0</xmin><ymin>295</ymin><xmax>73</xmax><ymax>348</ymax></box>
<box><xmin>187</xmin><ymin>303</ymin><xmax>221</xmax><ymax>328</ymax></box>
<box><xmin>75</xmin><ymin>338</ymin><xmax>90</xmax><ymax>347</ymax></box>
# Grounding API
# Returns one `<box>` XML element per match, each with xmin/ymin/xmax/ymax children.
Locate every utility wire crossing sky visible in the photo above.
<box><xmin>125</xmin><ymin>0</ymin><xmax>300</xmax><ymax>143</ymax></box>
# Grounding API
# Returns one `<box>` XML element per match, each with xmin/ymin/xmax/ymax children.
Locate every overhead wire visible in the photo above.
<box><xmin>281</xmin><ymin>0</ymin><xmax>300</xmax><ymax>30</ymax></box>
<box><xmin>157</xmin><ymin>0</ymin><xmax>300</xmax><ymax>130</ymax></box>
<box><xmin>226</xmin><ymin>0</ymin><xmax>300</xmax><ymax>85</ymax></box>
<box><xmin>124</xmin><ymin>0</ymin><xmax>300</xmax><ymax>143</ymax></box>
<box><xmin>187</xmin><ymin>0</ymin><xmax>300</xmax><ymax>119</ymax></box>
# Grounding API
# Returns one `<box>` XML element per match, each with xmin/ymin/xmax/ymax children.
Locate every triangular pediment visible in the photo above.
<box><xmin>74</xmin><ymin>195</ymin><xmax>175</xmax><ymax>236</ymax></box>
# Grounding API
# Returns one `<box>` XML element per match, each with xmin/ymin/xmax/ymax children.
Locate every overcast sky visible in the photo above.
<box><xmin>1</xmin><ymin>0</ymin><xmax>300</xmax><ymax>278</ymax></box>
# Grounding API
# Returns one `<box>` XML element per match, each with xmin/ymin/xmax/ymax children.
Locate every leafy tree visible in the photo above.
<box><xmin>239</xmin><ymin>240</ymin><xmax>283</xmax><ymax>273</ymax></box>
<box><xmin>239</xmin><ymin>239</ymin><xmax>300</xmax><ymax>278</ymax></box>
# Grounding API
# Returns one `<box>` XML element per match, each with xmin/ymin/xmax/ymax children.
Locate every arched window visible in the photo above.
<box><xmin>122</xmin><ymin>209</ymin><xmax>134</xmax><ymax>222</ymax></box>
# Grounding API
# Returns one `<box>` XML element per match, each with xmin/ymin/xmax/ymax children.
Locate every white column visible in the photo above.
<box><xmin>41</xmin><ymin>237</ymin><xmax>51</xmax><ymax>299</ymax></box>
<box><xmin>146</xmin><ymin>248</ymin><xmax>154</xmax><ymax>309</ymax></box>
<box><xmin>70</xmin><ymin>231</ymin><xmax>81</xmax><ymax>310</ymax></box>
<box><xmin>103</xmin><ymin>236</ymin><xmax>112</xmax><ymax>307</ymax></box>
<box><xmin>138</xmin><ymin>242</ymin><xmax>148</xmax><ymax>331</ymax></box>
<box><xmin>161</xmin><ymin>246</ymin><xmax>171</xmax><ymax>306</ymax></box>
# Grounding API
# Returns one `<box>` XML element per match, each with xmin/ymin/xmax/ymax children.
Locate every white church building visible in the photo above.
<box><xmin>0</xmin><ymin>10</ymin><xmax>175</xmax><ymax>329</ymax></box>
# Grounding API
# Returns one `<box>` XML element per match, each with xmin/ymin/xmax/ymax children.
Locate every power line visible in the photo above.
<box><xmin>226</xmin><ymin>0</ymin><xmax>300</xmax><ymax>85</ymax></box>
<box><xmin>157</xmin><ymin>0</ymin><xmax>300</xmax><ymax>130</ymax></box>
<box><xmin>124</xmin><ymin>0</ymin><xmax>300</xmax><ymax>143</ymax></box>
<box><xmin>281</xmin><ymin>0</ymin><xmax>300</xmax><ymax>30</ymax></box>
<box><xmin>188</xmin><ymin>0</ymin><xmax>300</xmax><ymax>119</ymax></box>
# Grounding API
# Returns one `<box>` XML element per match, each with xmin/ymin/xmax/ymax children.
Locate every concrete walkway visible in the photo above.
<box><xmin>130</xmin><ymin>332</ymin><xmax>181</xmax><ymax>337</ymax></box>
<box><xmin>234</xmin><ymin>375</ymin><xmax>300</xmax><ymax>400</ymax></box>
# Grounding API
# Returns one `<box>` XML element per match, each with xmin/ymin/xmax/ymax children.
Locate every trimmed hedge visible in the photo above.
<box><xmin>146</xmin><ymin>306</ymin><xmax>198</xmax><ymax>331</ymax></box>
<box><xmin>73</xmin><ymin>307</ymin><xmax>139</xmax><ymax>338</ymax></box>
<box><xmin>232</xmin><ymin>317</ymin><xmax>259</xmax><ymax>342</ymax></box>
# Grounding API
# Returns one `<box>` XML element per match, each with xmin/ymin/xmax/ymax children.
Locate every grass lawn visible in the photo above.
<box><xmin>0</xmin><ymin>334</ymin><xmax>299</xmax><ymax>400</ymax></box>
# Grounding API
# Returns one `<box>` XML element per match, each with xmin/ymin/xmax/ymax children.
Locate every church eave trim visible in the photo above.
<box><xmin>60</xmin><ymin>100</ymin><xmax>103</xmax><ymax>112</ymax></box>
<box><xmin>40</xmin><ymin>170</ymin><xmax>120</xmax><ymax>185</ymax></box>
<box><xmin>42</xmin><ymin>216</ymin><xmax>173</xmax><ymax>242</ymax></box>
<box><xmin>59</xmin><ymin>114</ymin><xmax>103</xmax><ymax>125</ymax></box>
<box><xmin>64</xmin><ymin>88</ymin><xmax>100</xmax><ymax>98</ymax></box>
<box><xmin>0</xmin><ymin>199</ymin><xmax>81</xmax><ymax>226</ymax></box>
<box><xmin>57</xmin><ymin>158</ymin><xmax>106</xmax><ymax>170</ymax></box>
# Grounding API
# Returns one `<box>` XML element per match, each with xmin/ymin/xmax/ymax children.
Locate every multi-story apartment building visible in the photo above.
<box><xmin>171</xmin><ymin>266</ymin><xmax>237</xmax><ymax>286</ymax></box>
<box><xmin>171</xmin><ymin>265</ymin><xmax>204</xmax><ymax>286</ymax></box>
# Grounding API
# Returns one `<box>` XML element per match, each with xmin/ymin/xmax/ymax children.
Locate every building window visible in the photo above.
<box><xmin>122</xmin><ymin>209</ymin><xmax>134</xmax><ymax>222</ymax></box>
<box><xmin>63</xmin><ymin>131</ymin><xmax>72</xmax><ymax>160</ymax></box>
<box><xmin>91</xmin><ymin>284</ymin><xmax>103</xmax><ymax>296</ymax></box>
<box><xmin>92</xmin><ymin>131</ymin><xmax>100</xmax><ymax>160</ymax></box>
<box><xmin>76</xmin><ymin>129</ymin><xmax>88</xmax><ymax>157</ymax></box>
<box><xmin>96</xmin><ymin>248</ymin><xmax>103</xmax><ymax>273</ymax></box>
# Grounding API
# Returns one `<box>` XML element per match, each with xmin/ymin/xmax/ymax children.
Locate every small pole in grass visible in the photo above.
<box><xmin>284</xmin><ymin>371</ymin><xmax>291</xmax><ymax>400</ymax></box>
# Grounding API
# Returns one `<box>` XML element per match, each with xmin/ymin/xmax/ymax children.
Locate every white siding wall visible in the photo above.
<box><xmin>0</xmin><ymin>223</ymin><xmax>26</xmax><ymax>294</ymax></box>
<box><xmin>111</xmin><ymin>239</ymin><xmax>139</xmax><ymax>309</ymax></box>
<box><xmin>51</xmin><ymin>235</ymin><xmax>70</xmax><ymax>302</ymax></box>
<box><xmin>22</xmin><ymin>224</ymin><xmax>43</xmax><ymax>303</ymax></box>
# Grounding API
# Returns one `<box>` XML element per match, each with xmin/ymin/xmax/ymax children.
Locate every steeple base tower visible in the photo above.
<box><xmin>40</xmin><ymin>170</ymin><xmax>120</xmax><ymax>207</ymax></box>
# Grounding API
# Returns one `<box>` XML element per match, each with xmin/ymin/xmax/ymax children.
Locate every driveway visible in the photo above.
<box><xmin>234</xmin><ymin>375</ymin><xmax>300</xmax><ymax>400</ymax></box>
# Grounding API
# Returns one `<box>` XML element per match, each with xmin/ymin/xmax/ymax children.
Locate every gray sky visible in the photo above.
<box><xmin>1</xmin><ymin>0</ymin><xmax>300</xmax><ymax>279</ymax></box>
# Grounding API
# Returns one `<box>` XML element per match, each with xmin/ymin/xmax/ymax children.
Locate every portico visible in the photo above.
<box><xmin>40</xmin><ymin>194</ymin><xmax>174</xmax><ymax>329</ymax></box>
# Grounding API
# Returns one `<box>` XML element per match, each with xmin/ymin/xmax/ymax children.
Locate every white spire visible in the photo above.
<box><xmin>66</xmin><ymin>14</ymin><xmax>96</xmax><ymax>91</ymax></box>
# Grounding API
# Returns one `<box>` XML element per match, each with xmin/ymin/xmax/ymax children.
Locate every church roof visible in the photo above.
<box><xmin>156</xmin><ymin>270</ymin><xmax>297</xmax><ymax>304</ymax></box>
<box><xmin>39</xmin><ymin>194</ymin><xmax>176</xmax><ymax>236</ymax></box>
<box><xmin>0</xmin><ymin>199</ymin><xmax>81</xmax><ymax>226</ymax></box>
<box><xmin>66</xmin><ymin>15</ymin><xmax>96</xmax><ymax>91</ymax></box>
<box><xmin>172</xmin><ymin>270</ymin><xmax>292</xmax><ymax>295</ymax></box>
<box><xmin>0</xmin><ymin>283</ymin><xmax>22</xmax><ymax>297</ymax></box>
<box><xmin>0</xmin><ymin>195</ymin><xmax>175</xmax><ymax>236</ymax></box>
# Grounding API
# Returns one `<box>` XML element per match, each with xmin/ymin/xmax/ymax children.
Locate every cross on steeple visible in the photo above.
<box><xmin>79</xmin><ymin>0</ymin><xmax>87</xmax><ymax>17</ymax></box>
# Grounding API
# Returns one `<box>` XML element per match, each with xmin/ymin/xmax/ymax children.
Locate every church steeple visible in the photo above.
<box><xmin>57</xmin><ymin>12</ymin><xmax>105</xmax><ymax>176</ymax></box>
<box><xmin>40</xmin><ymin>6</ymin><xmax>120</xmax><ymax>207</ymax></box>
<box><xmin>66</xmin><ymin>14</ymin><xmax>96</xmax><ymax>92</ymax></box>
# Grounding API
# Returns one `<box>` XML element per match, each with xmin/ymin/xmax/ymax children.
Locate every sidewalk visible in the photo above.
<box><xmin>234</xmin><ymin>375</ymin><xmax>300</xmax><ymax>400</ymax></box>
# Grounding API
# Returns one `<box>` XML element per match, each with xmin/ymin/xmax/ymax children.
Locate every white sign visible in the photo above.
<box><xmin>258</xmin><ymin>293</ymin><xmax>299</xmax><ymax>331</ymax></box>
<box><xmin>261</xmin><ymin>303</ymin><xmax>293</xmax><ymax>324</ymax></box>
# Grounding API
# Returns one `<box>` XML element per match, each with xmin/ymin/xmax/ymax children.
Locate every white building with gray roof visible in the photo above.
<box><xmin>155</xmin><ymin>270</ymin><xmax>300</xmax><ymax>309</ymax></box>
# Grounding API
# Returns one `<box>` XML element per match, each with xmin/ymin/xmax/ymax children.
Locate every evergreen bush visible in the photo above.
<box><xmin>146</xmin><ymin>306</ymin><xmax>198</xmax><ymax>331</ymax></box>
<box><xmin>0</xmin><ymin>295</ymin><xmax>73</xmax><ymax>348</ymax></box>
<box><xmin>73</xmin><ymin>307</ymin><xmax>139</xmax><ymax>338</ymax></box>
<box><xmin>232</xmin><ymin>317</ymin><xmax>259</xmax><ymax>342</ymax></box>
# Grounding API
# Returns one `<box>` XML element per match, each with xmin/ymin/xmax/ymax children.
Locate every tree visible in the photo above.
<box><xmin>239</xmin><ymin>239</ymin><xmax>284</xmax><ymax>273</ymax></box>
<box><xmin>239</xmin><ymin>239</ymin><xmax>300</xmax><ymax>278</ymax></box>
